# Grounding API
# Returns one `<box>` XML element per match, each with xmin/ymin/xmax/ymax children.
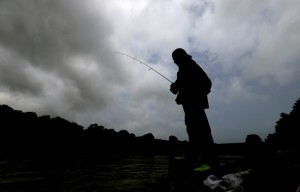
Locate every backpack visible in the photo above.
<box><xmin>198</xmin><ymin>67</ymin><xmax>212</xmax><ymax>95</ymax></box>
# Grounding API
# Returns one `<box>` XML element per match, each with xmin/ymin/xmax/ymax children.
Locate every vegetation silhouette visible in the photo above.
<box><xmin>0</xmin><ymin>98</ymin><xmax>300</xmax><ymax>159</ymax></box>
<box><xmin>0</xmin><ymin>98</ymin><xmax>300</xmax><ymax>191</ymax></box>
<box><xmin>243</xmin><ymin>97</ymin><xmax>300</xmax><ymax>192</ymax></box>
<box><xmin>0</xmin><ymin>104</ymin><xmax>180</xmax><ymax>158</ymax></box>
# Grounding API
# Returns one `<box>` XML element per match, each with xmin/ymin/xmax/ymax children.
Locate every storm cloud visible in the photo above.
<box><xmin>1</xmin><ymin>0</ymin><xmax>300</xmax><ymax>143</ymax></box>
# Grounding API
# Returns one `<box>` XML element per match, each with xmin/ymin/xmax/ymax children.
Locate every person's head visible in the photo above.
<box><xmin>172</xmin><ymin>48</ymin><xmax>191</xmax><ymax>65</ymax></box>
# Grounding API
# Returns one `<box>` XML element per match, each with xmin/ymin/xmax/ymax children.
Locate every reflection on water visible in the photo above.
<box><xmin>0</xmin><ymin>155</ymin><xmax>170</xmax><ymax>192</ymax></box>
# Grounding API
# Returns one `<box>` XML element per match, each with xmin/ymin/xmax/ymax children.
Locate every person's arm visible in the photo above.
<box><xmin>170</xmin><ymin>82</ymin><xmax>178</xmax><ymax>94</ymax></box>
<box><xmin>170</xmin><ymin>71</ymin><xmax>182</xmax><ymax>94</ymax></box>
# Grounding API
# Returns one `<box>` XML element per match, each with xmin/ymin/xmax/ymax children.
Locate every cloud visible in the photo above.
<box><xmin>0</xmin><ymin>0</ymin><xmax>128</xmax><ymax>119</ymax></box>
<box><xmin>0</xmin><ymin>0</ymin><xmax>299</xmax><ymax>143</ymax></box>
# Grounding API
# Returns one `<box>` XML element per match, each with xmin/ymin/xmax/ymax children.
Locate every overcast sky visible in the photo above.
<box><xmin>0</xmin><ymin>0</ymin><xmax>299</xmax><ymax>143</ymax></box>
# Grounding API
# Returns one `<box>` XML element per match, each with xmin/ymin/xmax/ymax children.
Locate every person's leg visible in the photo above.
<box><xmin>196</xmin><ymin>109</ymin><xmax>216</xmax><ymax>164</ymax></box>
<box><xmin>183</xmin><ymin>104</ymin><xmax>216</xmax><ymax>165</ymax></box>
<box><xmin>183</xmin><ymin>104</ymin><xmax>203</xmax><ymax>165</ymax></box>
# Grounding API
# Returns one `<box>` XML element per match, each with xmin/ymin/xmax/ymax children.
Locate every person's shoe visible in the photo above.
<box><xmin>174</xmin><ymin>156</ymin><xmax>185</xmax><ymax>160</ymax></box>
<box><xmin>193</xmin><ymin>163</ymin><xmax>212</xmax><ymax>172</ymax></box>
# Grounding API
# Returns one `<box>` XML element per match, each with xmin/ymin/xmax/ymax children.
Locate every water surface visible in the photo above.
<box><xmin>0</xmin><ymin>155</ymin><xmax>170</xmax><ymax>192</ymax></box>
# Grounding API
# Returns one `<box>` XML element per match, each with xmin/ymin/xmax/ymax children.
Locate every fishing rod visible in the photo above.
<box><xmin>114</xmin><ymin>52</ymin><xmax>173</xmax><ymax>83</ymax></box>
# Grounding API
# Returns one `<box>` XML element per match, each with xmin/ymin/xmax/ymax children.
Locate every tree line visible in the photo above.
<box><xmin>0</xmin><ymin>97</ymin><xmax>299</xmax><ymax>158</ymax></box>
<box><xmin>244</xmin><ymin>97</ymin><xmax>300</xmax><ymax>151</ymax></box>
<box><xmin>0</xmin><ymin>104</ymin><xmax>186</xmax><ymax>158</ymax></box>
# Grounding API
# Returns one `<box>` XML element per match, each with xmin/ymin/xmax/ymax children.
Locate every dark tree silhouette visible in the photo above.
<box><xmin>275</xmin><ymin>97</ymin><xmax>300</xmax><ymax>149</ymax></box>
<box><xmin>0</xmin><ymin>104</ymin><xmax>187</xmax><ymax>158</ymax></box>
<box><xmin>246</xmin><ymin>134</ymin><xmax>262</xmax><ymax>144</ymax></box>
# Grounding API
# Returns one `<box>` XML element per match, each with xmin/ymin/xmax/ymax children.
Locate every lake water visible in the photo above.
<box><xmin>0</xmin><ymin>155</ymin><xmax>171</xmax><ymax>192</ymax></box>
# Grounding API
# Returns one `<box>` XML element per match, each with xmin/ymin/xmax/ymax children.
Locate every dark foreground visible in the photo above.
<box><xmin>0</xmin><ymin>154</ymin><xmax>299</xmax><ymax>192</ymax></box>
<box><xmin>169</xmin><ymin>154</ymin><xmax>300</xmax><ymax>192</ymax></box>
<box><xmin>0</xmin><ymin>155</ymin><xmax>170</xmax><ymax>192</ymax></box>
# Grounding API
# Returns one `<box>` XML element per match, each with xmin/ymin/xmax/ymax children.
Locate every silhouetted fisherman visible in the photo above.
<box><xmin>170</xmin><ymin>48</ymin><xmax>217</xmax><ymax>170</ymax></box>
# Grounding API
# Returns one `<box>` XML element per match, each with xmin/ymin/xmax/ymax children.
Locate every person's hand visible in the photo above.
<box><xmin>170</xmin><ymin>83</ymin><xmax>178</xmax><ymax>94</ymax></box>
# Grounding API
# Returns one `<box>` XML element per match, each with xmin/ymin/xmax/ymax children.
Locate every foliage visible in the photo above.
<box><xmin>0</xmin><ymin>104</ymin><xmax>173</xmax><ymax>158</ymax></box>
<box><xmin>274</xmin><ymin>97</ymin><xmax>300</xmax><ymax>149</ymax></box>
<box><xmin>245</xmin><ymin>134</ymin><xmax>262</xmax><ymax>144</ymax></box>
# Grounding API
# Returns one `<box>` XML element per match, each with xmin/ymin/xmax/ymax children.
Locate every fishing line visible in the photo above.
<box><xmin>114</xmin><ymin>52</ymin><xmax>173</xmax><ymax>83</ymax></box>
